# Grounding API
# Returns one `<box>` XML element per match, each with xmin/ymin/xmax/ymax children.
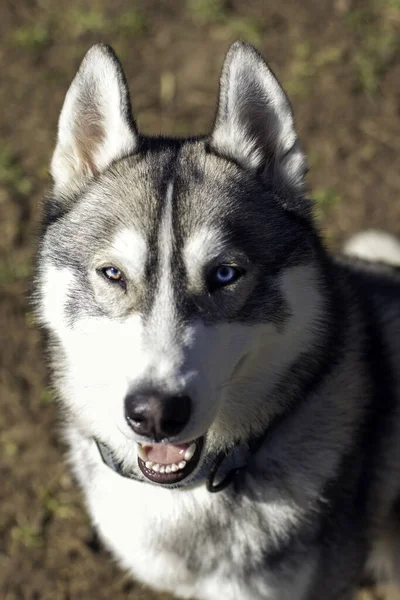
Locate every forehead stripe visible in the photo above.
<box><xmin>160</xmin><ymin>180</ymin><xmax>174</xmax><ymax>269</ymax></box>
<box><xmin>147</xmin><ymin>180</ymin><xmax>177</xmax><ymax>338</ymax></box>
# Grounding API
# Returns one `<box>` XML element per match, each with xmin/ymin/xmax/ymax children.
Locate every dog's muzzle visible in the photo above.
<box><xmin>96</xmin><ymin>431</ymin><xmax>268</xmax><ymax>493</ymax></box>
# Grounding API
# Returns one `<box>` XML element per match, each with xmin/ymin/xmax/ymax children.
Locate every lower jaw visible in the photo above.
<box><xmin>137</xmin><ymin>436</ymin><xmax>205</xmax><ymax>485</ymax></box>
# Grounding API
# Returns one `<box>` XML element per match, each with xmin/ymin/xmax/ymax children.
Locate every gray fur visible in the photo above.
<box><xmin>34</xmin><ymin>41</ymin><xmax>400</xmax><ymax>599</ymax></box>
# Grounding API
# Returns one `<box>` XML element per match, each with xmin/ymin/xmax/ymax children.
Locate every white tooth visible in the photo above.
<box><xmin>171</xmin><ymin>464</ymin><xmax>179</xmax><ymax>472</ymax></box>
<box><xmin>178</xmin><ymin>461</ymin><xmax>186</xmax><ymax>470</ymax></box>
<box><xmin>165</xmin><ymin>465</ymin><xmax>171</xmax><ymax>474</ymax></box>
<box><xmin>184</xmin><ymin>443</ymin><xmax>196</xmax><ymax>462</ymax></box>
<box><xmin>137</xmin><ymin>444</ymin><xmax>148</xmax><ymax>461</ymax></box>
<box><xmin>152</xmin><ymin>463</ymin><xmax>160</xmax><ymax>472</ymax></box>
<box><xmin>145</xmin><ymin>461</ymin><xmax>153</xmax><ymax>469</ymax></box>
<box><xmin>159</xmin><ymin>465</ymin><xmax>166</xmax><ymax>474</ymax></box>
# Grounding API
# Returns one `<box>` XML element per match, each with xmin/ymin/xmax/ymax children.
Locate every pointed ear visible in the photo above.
<box><xmin>51</xmin><ymin>44</ymin><xmax>138</xmax><ymax>196</ymax></box>
<box><xmin>210</xmin><ymin>42</ymin><xmax>308</xmax><ymax>210</ymax></box>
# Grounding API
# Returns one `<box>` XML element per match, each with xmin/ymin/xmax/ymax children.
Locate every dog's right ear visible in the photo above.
<box><xmin>210</xmin><ymin>42</ymin><xmax>308</xmax><ymax>215</ymax></box>
<box><xmin>51</xmin><ymin>44</ymin><xmax>138</xmax><ymax>196</ymax></box>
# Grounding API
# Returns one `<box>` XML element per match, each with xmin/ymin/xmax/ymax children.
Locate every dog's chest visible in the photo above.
<box><xmin>84</xmin><ymin>466</ymin><xmax>238</xmax><ymax>593</ymax></box>
<box><xmin>75</xmin><ymin>449</ymin><xmax>313</xmax><ymax>600</ymax></box>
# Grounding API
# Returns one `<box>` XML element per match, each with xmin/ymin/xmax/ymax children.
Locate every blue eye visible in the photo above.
<box><xmin>102</xmin><ymin>266</ymin><xmax>124</xmax><ymax>285</ymax></box>
<box><xmin>209</xmin><ymin>265</ymin><xmax>243</xmax><ymax>290</ymax></box>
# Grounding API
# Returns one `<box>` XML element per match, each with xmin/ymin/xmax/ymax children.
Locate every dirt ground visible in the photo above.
<box><xmin>1</xmin><ymin>0</ymin><xmax>400</xmax><ymax>598</ymax></box>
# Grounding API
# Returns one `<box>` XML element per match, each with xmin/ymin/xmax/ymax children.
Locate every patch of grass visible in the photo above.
<box><xmin>11</xmin><ymin>524</ymin><xmax>42</xmax><ymax>549</ymax></box>
<box><xmin>307</xmin><ymin>150</ymin><xmax>323</xmax><ymax>170</ymax></box>
<box><xmin>160</xmin><ymin>72</ymin><xmax>176</xmax><ymax>106</ymax></box>
<box><xmin>117</xmin><ymin>8</ymin><xmax>148</xmax><ymax>34</ymax></box>
<box><xmin>0</xmin><ymin>260</ymin><xmax>31</xmax><ymax>284</ymax></box>
<box><xmin>284</xmin><ymin>43</ymin><xmax>344</xmax><ymax>99</ymax></box>
<box><xmin>225</xmin><ymin>17</ymin><xmax>262</xmax><ymax>46</ymax></box>
<box><xmin>187</xmin><ymin>0</ymin><xmax>262</xmax><ymax>44</ymax></box>
<box><xmin>37</xmin><ymin>164</ymin><xmax>50</xmax><ymax>180</ymax></box>
<box><xmin>25</xmin><ymin>312</ymin><xmax>37</xmax><ymax>329</ymax></box>
<box><xmin>174</xmin><ymin>120</ymin><xmax>193</xmax><ymax>135</ymax></box>
<box><xmin>313</xmin><ymin>188</ymin><xmax>340</xmax><ymax>221</ymax></box>
<box><xmin>67</xmin><ymin>8</ymin><xmax>107</xmax><ymax>36</ymax></box>
<box><xmin>345</xmin><ymin>1</ymin><xmax>400</xmax><ymax>96</ymax></box>
<box><xmin>314</xmin><ymin>46</ymin><xmax>344</xmax><ymax>68</ymax></box>
<box><xmin>344</xmin><ymin>8</ymin><xmax>374</xmax><ymax>32</ymax></box>
<box><xmin>11</xmin><ymin>23</ymin><xmax>50</xmax><ymax>49</ymax></box>
<box><xmin>313</xmin><ymin>187</ymin><xmax>340</xmax><ymax>208</ymax></box>
<box><xmin>354</xmin><ymin>30</ymin><xmax>398</xmax><ymax>96</ymax></box>
<box><xmin>40</xmin><ymin>387</ymin><xmax>56</xmax><ymax>405</ymax></box>
<box><xmin>187</xmin><ymin>0</ymin><xmax>226</xmax><ymax>23</ymax></box>
<box><xmin>66</xmin><ymin>7</ymin><xmax>148</xmax><ymax>38</ymax></box>
<box><xmin>0</xmin><ymin>149</ymin><xmax>32</xmax><ymax>195</ymax></box>
<box><xmin>44</xmin><ymin>69</ymin><xmax>65</xmax><ymax>84</ymax></box>
<box><xmin>4</xmin><ymin>441</ymin><xmax>18</xmax><ymax>458</ymax></box>
<box><xmin>42</xmin><ymin>492</ymin><xmax>74</xmax><ymax>519</ymax></box>
<box><xmin>284</xmin><ymin>42</ymin><xmax>315</xmax><ymax>98</ymax></box>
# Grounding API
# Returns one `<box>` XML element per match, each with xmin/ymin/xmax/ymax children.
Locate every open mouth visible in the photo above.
<box><xmin>137</xmin><ymin>436</ymin><xmax>204</xmax><ymax>485</ymax></box>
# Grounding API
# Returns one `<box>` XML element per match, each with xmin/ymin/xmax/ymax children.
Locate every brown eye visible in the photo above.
<box><xmin>101</xmin><ymin>266</ymin><xmax>126</xmax><ymax>288</ymax></box>
<box><xmin>103</xmin><ymin>266</ymin><xmax>121</xmax><ymax>280</ymax></box>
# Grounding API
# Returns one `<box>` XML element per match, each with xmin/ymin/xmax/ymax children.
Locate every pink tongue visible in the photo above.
<box><xmin>145</xmin><ymin>443</ymin><xmax>190</xmax><ymax>465</ymax></box>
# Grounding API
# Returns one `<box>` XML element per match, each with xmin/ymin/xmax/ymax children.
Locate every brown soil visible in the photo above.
<box><xmin>1</xmin><ymin>1</ymin><xmax>400</xmax><ymax>599</ymax></box>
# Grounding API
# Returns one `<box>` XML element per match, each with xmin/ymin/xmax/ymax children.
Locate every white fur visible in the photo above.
<box><xmin>184</xmin><ymin>227</ymin><xmax>228</xmax><ymax>282</ymax></box>
<box><xmin>69</xmin><ymin>428</ymin><xmax>316</xmax><ymax>600</ymax></box>
<box><xmin>39</xmin><ymin>265</ymin><xmax>75</xmax><ymax>334</ymax></box>
<box><xmin>51</xmin><ymin>45</ymin><xmax>137</xmax><ymax>194</ymax></box>
<box><xmin>344</xmin><ymin>230</ymin><xmax>400</xmax><ymax>266</ymax></box>
<box><xmin>107</xmin><ymin>228</ymin><xmax>148</xmax><ymax>281</ymax></box>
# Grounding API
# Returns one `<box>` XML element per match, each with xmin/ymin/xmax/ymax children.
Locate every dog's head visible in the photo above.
<box><xmin>36</xmin><ymin>42</ymin><xmax>327</xmax><ymax>487</ymax></box>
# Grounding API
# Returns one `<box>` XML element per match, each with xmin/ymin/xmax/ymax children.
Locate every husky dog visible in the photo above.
<box><xmin>35</xmin><ymin>42</ymin><xmax>400</xmax><ymax>600</ymax></box>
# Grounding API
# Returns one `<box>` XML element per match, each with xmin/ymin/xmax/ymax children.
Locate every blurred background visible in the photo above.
<box><xmin>1</xmin><ymin>0</ymin><xmax>400</xmax><ymax>599</ymax></box>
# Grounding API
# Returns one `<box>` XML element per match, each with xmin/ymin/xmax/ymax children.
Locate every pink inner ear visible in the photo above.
<box><xmin>74</xmin><ymin>108</ymin><xmax>105</xmax><ymax>176</ymax></box>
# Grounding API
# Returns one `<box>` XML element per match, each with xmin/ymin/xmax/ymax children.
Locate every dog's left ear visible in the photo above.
<box><xmin>210</xmin><ymin>42</ymin><xmax>308</xmax><ymax>214</ymax></box>
<box><xmin>51</xmin><ymin>44</ymin><xmax>138</xmax><ymax>196</ymax></box>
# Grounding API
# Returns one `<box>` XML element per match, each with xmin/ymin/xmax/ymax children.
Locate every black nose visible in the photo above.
<box><xmin>124</xmin><ymin>392</ymin><xmax>192</xmax><ymax>441</ymax></box>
